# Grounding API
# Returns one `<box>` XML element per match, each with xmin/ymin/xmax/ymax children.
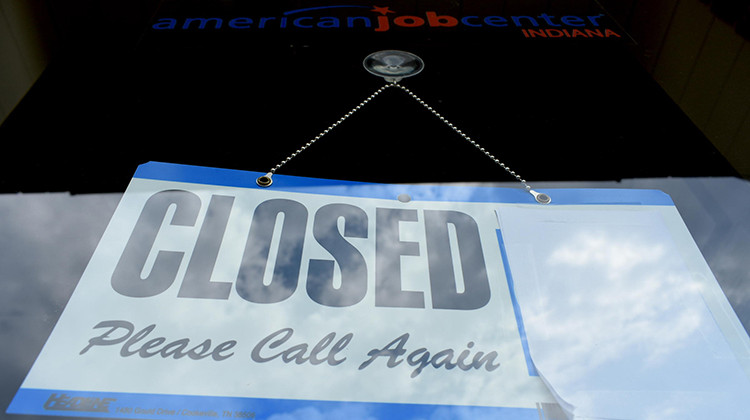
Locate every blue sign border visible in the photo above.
<box><xmin>9</xmin><ymin>388</ymin><xmax>542</xmax><ymax>420</ymax></box>
<box><xmin>134</xmin><ymin>161</ymin><xmax>674</xmax><ymax>206</ymax></box>
<box><xmin>9</xmin><ymin>161</ymin><xmax>672</xmax><ymax>419</ymax></box>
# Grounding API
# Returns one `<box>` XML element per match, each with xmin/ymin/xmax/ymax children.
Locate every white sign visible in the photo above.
<box><xmin>499</xmin><ymin>206</ymin><xmax>750</xmax><ymax>419</ymax></box>
<box><xmin>9</xmin><ymin>162</ymin><xmax>750</xmax><ymax>420</ymax></box>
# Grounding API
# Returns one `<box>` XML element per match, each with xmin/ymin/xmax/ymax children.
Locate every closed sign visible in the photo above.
<box><xmin>12</xmin><ymin>162</ymin><xmax>749</xmax><ymax>420</ymax></box>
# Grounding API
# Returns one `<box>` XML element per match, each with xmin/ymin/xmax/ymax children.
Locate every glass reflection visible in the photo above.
<box><xmin>1</xmin><ymin>176</ymin><xmax>749</xmax><ymax>420</ymax></box>
<box><xmin>0</xmin><ymin>192</ymin><xmax>120</xmax><ymax>418</ymax></box>
<box><xmin>498</xmin><ymin>203</ymin><xmax>750</xmax><ymax>419</ymax></box>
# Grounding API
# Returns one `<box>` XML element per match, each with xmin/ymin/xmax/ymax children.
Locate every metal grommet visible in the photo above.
<box><xmin>535</xmin><ymin>193</ymin><xmax>551</xmax><ymax>204</ymax></box>
<box><xmin>256</xmin><ymin>174</ymin><xmax>273</xmax><ymax>187</ymax></box>
<box><xmin>530</xmin><ymin>190</ymin><xmax>551</xmax><ymax>204</ymax></box>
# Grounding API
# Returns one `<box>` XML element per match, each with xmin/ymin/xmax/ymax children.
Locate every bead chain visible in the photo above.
<box><xmin>390</xmin><ymin>82</ymin><xmax>531</xmax><ymax>192</ymax></box>
<box><xmin>259</xmin><ymin>81</ymin><xmax>547</xmax><ymax>203</ymax></box>
<box><xmin>267</xmin><ymin>83</ymin><xmax>392</xmax><ymax>177</ymax></box>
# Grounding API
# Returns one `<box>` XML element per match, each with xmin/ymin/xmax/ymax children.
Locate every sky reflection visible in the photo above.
<box><xmin>1</xmin><ymin>176</ymin><xmax>750</xmax><ymax>420</ymax></box>
<box><xmin>499</xmin><ymin>205</ymin><xmax>750</xmax><ymax>419</ymax></box>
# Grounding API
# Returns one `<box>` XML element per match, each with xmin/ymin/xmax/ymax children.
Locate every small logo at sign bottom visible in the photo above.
<box><xmin>44</xmin><ymin>393</ymin><xmax>115</xmax><ymax>412</ymax></box>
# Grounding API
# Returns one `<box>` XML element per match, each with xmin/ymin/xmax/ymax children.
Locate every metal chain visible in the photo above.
<box><xmin>390</xmin><ymin>82</ymin><xmax>532</xmax><ymax>192</ymax></box>
<box><xmin>266</xmin><ymin>83</ymin><xmax>392</xmax><ymax>177</ymax></box>
<box><xmin>256</xmin><ymin>81</ymin><xmax>550</xmax><ymax>204</ymax></box>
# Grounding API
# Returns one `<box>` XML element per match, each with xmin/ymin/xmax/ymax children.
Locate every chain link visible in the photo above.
<box><xmin>268</xmin><ymin>84</ymin><xmax>392</xmax><ymax>176</ymax></box>
<box><xmin>390</xmin><ymin>82</ymin><xmax>532</xmax><ymax>192</ymax></box>
<box><xmin>260</xmin><ymin>81</ymin><xmax>547</xmax><ymax>202</ymax></box>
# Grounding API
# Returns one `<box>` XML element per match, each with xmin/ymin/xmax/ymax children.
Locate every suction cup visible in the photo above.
<box><xmin>363</xmin><ymin>50</ymin><xmax>424</xmax><ymax>82</ymax></box>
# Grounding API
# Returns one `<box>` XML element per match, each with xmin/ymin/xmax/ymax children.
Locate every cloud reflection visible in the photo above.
<box><xmin>500</xmin><ymin>206</ymin><xmax>750</xmax><ymax>419</ymax></box>
<box><xmin>524</xmin><ymin>225</ymin><xmax>708</xmax><ymax>386</ymax></box>
<box><xmin>541</xmin><ymin>229</ymin><xmax>704</xmax><ymax>368</ymax></box>
<box><xmin>0</xmin><ymin>192</ymin><xmax>121</xmax><ymax>403</ymax></box>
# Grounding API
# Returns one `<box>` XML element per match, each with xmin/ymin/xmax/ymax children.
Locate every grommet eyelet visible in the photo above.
<box><xmin>530</xmin><ymin>190</ymin><xmax>551</xmax><ymax>204</ymax></box>
<box><xmin>256</xmin><ymin>174</ymin><xmax>273</xmax><ymax>187</ymax></box>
